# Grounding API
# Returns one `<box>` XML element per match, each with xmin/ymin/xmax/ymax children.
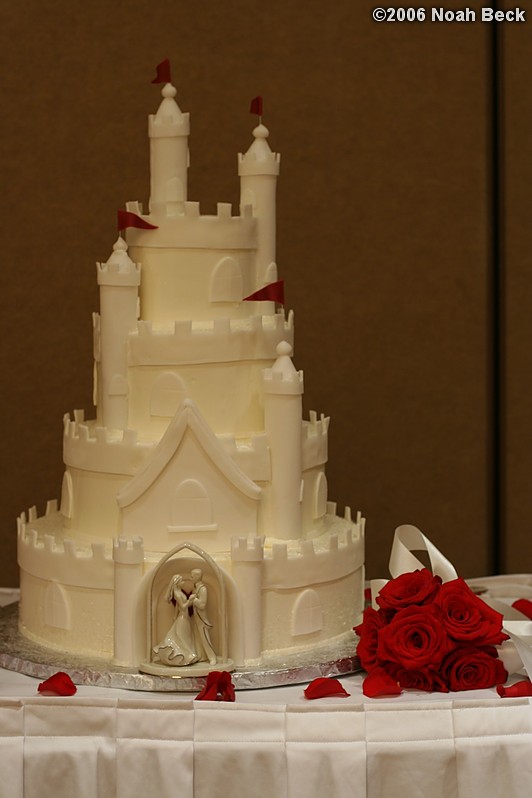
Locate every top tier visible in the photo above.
<box><xmin>121</xmin><ymin>79</ymin><xmax>281</xmax><ymax>322</ymax></box>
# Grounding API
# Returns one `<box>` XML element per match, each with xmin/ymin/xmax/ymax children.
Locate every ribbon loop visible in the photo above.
<box><xmin>389</xmin><ymin>525</ymin><xmax>458</xmax><ymax>582</ymax></box>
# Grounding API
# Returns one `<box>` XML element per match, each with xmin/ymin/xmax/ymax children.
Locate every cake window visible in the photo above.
<box><xmin>313</xmin><ymin>472</ymin><xmax>328</xmax><ymax>519</ymax></box>
<box><xmin>150</xmin><ymin>371</ymin><xmax>187</xmax><ymax>417</ymax></box>
<box><xmin>291</xmin><ymin>589</ymin><xmax>323</xmax><ymax>636</ymax></box>
<box><xmin>169</xmin><ymin>478</ymin><xmax>216</xmax><ymax>531</ymax></box>
<box><xmin>210</xmin><ymin>257</ymin><xmax>243</xmax><ymax>302</ymax></box>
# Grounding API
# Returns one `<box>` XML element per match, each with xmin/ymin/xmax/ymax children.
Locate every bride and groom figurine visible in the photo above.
<box><xmin>154</xmin><ymin>568</ymin><xmax>217</xmax><ymax>668</ymax></box>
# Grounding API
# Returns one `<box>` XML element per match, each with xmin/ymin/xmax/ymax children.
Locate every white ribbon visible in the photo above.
<box><xmin>370</xmin><ymin>524</ymin><xmax>457</xmax><ymax>609</ymax></box>
<box><xmin>373</xmin><ymin>525</ymin><xmax>532</xmax><ymax>680</ymax></box>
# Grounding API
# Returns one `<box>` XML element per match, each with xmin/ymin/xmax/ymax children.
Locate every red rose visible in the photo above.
<box><xmin>354</xmin><ymin>607</ymin><xmax>389</xmax><ymax>672</ymax></box>
<box><xmin>376</xmin><ymin>569</ymin><xmax>442</xmax><ymax>611</ymax></box>
<box><xmin>435</xmin><ymin>578</ymin><xmax>509</xmax><ymax>646</ymax></box>
<box><xmin>377</xmin><ymin>604</ymin><xmax>450</xmax><ymax>670</ymax></box>
<box><xmin>441</xmin><ymin>646</ymin><xmax>507</xmax><ymax>691</ymax></box>
<box><xmin>388</xmin><ymin>665</ymin><xmax>448</xmax><ymax>693</ymax></box>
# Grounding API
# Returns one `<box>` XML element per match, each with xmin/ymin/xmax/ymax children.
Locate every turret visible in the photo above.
<box><xmin>238</xmin><ymin>123</ymin><xmax>280</xmax><ymax>294</ymax></box>
<box><xmin>262</xmin><ymin>341</ymin><xmax>304</xmax><ymax>538</ymax></box>
<box><xmin>96</xmin><ymin>238</ymin><xmax>140</xmax><ymax>430</ymax></box>
<box><xmin>149</xmin><ymin>82</ymin><xmax>190</xmax><ymax>217</ymax></box>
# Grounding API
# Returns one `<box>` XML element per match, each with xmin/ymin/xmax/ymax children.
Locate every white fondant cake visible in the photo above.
<box><xmin>17</xmin><ymin>73</ymin><xmax>364</xmax><ymax>673</ymax></box>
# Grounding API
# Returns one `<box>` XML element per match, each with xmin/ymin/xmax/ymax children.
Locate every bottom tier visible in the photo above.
<box><xmin>18</xmin><ymin>510</ymin><xmax>365</xmax><ymax>672</ymax></box>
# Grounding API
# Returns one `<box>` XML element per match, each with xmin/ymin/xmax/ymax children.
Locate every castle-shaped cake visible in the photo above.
<box><xmin>17</xmin><ymin>66</ymin><xmax>365</xmax><ymax>675</ymax></box>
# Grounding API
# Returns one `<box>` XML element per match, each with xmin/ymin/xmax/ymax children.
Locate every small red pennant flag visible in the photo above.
<box><xmin>117</xmin><ymin>210</ymin><xmax>158</xmax><ymax>231</ymax></box>
<box><xmin>243</xmin><ymin>279</ymin><xmax>284</xmax><ymax>305</ymax></box>
<box><xmin>152</xmin><ymin>59</ymin><xmax>172</xmax><ymax>84</ymax></box>
<box><xmin>250</xmin><ymin>96</ymin><xmax>263</xmax><ymax>117</ymax></box>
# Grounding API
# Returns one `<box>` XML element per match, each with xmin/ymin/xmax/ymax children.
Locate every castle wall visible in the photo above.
<box><xmin>260</xmin><ymin>567</ymin><xmax>364</xmax><ymax>654</ymax></box>
<box><xmin>127</xmin><ymin>361</ymin><xmax>269</xmax><ymax>437</ymax></box>
<box><xmin>19</xmin><ymin>570</ymin><xmax>115</xmax><ymax>657</ymax></box>
<box><xmin>129</xmin><ymin>247</ymin><xmax>257</xmax><ymax>323</ymax></box>
<box><xmin>65</xmin><ymin>467</ymin><xmax>125</xmax><ymax>539</ymax></box>
<box><xmin>126</xmin><ymin>311</ymin><xmax>294</xmax><ymax>366</ymax></box>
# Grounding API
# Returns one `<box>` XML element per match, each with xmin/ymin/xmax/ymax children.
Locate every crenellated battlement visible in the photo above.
<box><xmin>124</xmin><ymin>199</ymin><xmax>257</xmax><ymax>250</ymax></box>
<box><xmin>218</xmin><ymin>433</ymin><xmax>270</xmax><ymax>481</ymax></box>
<box><xmin>63</xmin><ymin>415</ymin><xmax>155</xmax><ymax>476</ymax></box>
<box><xmin>113</xmin><ymin>536</ymin><xmax>145</xmax><ymax>565</ymax></box>
<box><xmin>231</xmin><ymin>535</ymin><xmax>265</xmax><ymax>563</ymax></box>
<box><xmin>262</xmin><ymin>513</ymin><xmax>365</xmax><ymax>590</ymax></box>
<box><xmin>97</xmin><ymin>258</ymin><xmax>141</xmax><ymax>282</ymax></box>
<box><xmin>302</xmin><ymin>411</ymin><xmax>330</xmax><ymax>470</ymax></box>
<box><xmin>128</xmin><ymin>310</ymin><xmax>294</xmax><ymax>366</ymax></box>
<box><xmin>305</xmin><ymin>410</ymin><xmax>330</xmax><ymax>437</ymax></box>
<box><xmin>18</xmin><ymin>510</ymin><xmax>114</xmax><ymax>590</ymax></box>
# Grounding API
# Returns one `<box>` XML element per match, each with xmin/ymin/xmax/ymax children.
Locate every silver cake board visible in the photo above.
<box><xmin>0</xmin><ymin>603</ymin><xmax>361</xmax><ymax>692</ymax></box>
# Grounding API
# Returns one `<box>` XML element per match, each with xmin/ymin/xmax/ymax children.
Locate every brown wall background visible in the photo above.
<box><xmin>0</xmin><ymin>0</ymin><xmax>527</xmax><ymax>587</ymax></box>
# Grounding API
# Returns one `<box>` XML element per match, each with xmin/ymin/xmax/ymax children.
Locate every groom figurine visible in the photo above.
<box><xmin>190</xmin><ymin>568</ymin><xmax>217</xmax><ymax>666</ymax></box>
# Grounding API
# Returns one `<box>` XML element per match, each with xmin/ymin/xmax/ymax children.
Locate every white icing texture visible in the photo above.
<box><xmin>18</xmin><ymin>80</ymin><xmax>365</xmax><ymax>669</ymax></box>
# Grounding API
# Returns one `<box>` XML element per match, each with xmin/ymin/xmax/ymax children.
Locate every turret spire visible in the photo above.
<box><xmin>148</xmin><ymin>61</ymin><xmax>190</xmax><ymax>216</ymax></box>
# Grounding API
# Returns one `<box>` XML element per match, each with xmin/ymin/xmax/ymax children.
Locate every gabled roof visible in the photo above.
<box><xmin>116</xmin><ymin>399</ymin><xmax>261</xmax><ymax>508</ymax></box>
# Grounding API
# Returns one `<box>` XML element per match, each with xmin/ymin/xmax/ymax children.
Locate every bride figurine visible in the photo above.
<box><xmin>153</xmin><ymin>574</ymin><xmax>199</xmax><ymax>667</ymax></box>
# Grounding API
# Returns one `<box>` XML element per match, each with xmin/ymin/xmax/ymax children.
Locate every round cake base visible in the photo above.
<box><xmin>0</xmin><ymin>604</ymin><xmax>360</xmax><ymax>692</ymax></box>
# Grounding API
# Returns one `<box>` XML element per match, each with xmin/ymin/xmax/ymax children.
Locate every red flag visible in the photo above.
<box><xmin>152</xmin><ymin>59</ymin><xmax>172</xmax><ymax>84</ymax></box>
<box><xmin>249</xmin><ymin>96</ymin><xmax>263</xmax><ymax>117</ymax></box>
<box><xmin>243</xmin><ymin>279</ymin><xmax>284</xmax><ymax>305</ymax></box>
<box><xmin>117</xmin><ymin>210</ymin><xmax>158</xmax><ymax>231</ymax></box>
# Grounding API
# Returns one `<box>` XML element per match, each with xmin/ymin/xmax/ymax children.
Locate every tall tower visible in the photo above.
<box><xmin>149</xmin><ymin>82</ymin><xmax>190</xmax><ymax>217</ymax></box>
<box><xmin>262</xmin><ymin>341</ymin><xmax>304</xmax><ymax>538</ymax></box>
<box><xmin>238</xmin><ymin>123</ymin><xmax>280</xmax><ymax>292</ymax></box>
<box><xmin>96</xmin><ymin>237</ymin><xmax>140</xmax><ymax>430</ymax></box>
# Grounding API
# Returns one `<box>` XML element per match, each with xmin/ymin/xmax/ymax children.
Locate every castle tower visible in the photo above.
<box><xmin>149</xmin><ymin>81</ymin><xmax>190</xmax><ymax>216</ymax></box>
<box><xmin>112</xmin><ymin>536</ymin><xmax>145</xmax><ymax>666</ymax></box>
<box><xmin>96</xmin><ymin>238</ymin><xmax>141</xmax><ymax>430</ymax></box>
<box><xmin>238</xmin><ymin>123</ymin><xmax>280</xmax><ymax>295</ymax></box>
<box><xmin>262</xmin><ymin>341</ymin><xmax>304</xmax><ymax>539</ymax></box>
<box><xmin>231</xmin><ymin>535</ymin><xmax>264</xmax><ymax>660</ymax></box>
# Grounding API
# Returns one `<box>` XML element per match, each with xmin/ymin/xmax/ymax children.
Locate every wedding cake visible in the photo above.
<box><xmin>17</xmin><ymin>63</ymin><xmax>364</xmax><ymax>674</ymax></box>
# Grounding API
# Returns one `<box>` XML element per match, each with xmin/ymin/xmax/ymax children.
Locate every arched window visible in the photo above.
<box><xmin>60</xmin><ymin>471</ymin><xmax>74</xmax><ymax>520</ymax></box>
<box><xmin>169</xmin><ymin>479</ymin><xmax>217</xmax><ymax>532</ymax></box>
<box><xmin>210</xmin><ymin>257</ymin><xmax>243</xmax><ymax>302</ymax></box>
<box><xmin>291</xmin><ymin>589</ymin><xmax>323</xmax><ymax>637</ymax></box>
<box><xmin>313</xmin><ymin>472</ymin><xmax>328</xmax><ymax>519</ymax></box>
<box><xmin>150</xmin><ymin>372</ymin><xmax>187</xmax><ymax>418</ymax></box>
<box><xmin>264</xmin><ymin>262</ymin><xmax>278</xmax><ymax>283</ymax></box>
<box><xmin>44</xmin><ymin>582</ymin><xmax>71</xmax><ymax>630</ymax></box>
<box><xmin>240</xmin><ymin>188</ymin><xmax>256</xmax><ymax>212</ymax></box>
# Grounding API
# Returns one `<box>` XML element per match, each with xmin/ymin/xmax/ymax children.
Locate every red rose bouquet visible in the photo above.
<box><xmin>354</xmin><ymin>569</ymin><xmax>509</xmax><ymax>697</ymax></box>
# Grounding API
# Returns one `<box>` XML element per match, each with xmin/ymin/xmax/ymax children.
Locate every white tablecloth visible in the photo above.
<box><xmin>0</xmin><ymin>668</ymin><xmax>531</xmax><ymax>798</ymax></box>
<box><xmin>3</xmin><ymin>580</ymin><xmax>532</xmax><ymax>797</ymax></box>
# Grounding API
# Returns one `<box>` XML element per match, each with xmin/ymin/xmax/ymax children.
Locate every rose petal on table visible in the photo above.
<box><xmin>512</xmin><ymin>599</ymin><xmax>532</xmax><ymax>620</ymax></box>
<box><xmin>362</xmin><ymin>667</ymin><xmax>402</xmax><ymax>698</ymax></box>
<box><xmin>37</xmin><ymin>672</ymin><xmax>77</xmax><ymax>696</ymax></box>
<box><xmin>304</xmin><ymin>678</ymin><xmax>350</xmax><ymax>699</ymax></box>
<box><xmin>497</xmin><ymin>679</ymin><xmax>532</xmax><ymax>698</ymax></box>
<box><xmin>195</xmin><ymin>671</ymin><xmax>235</xmax><ymax>702</ymax></box>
